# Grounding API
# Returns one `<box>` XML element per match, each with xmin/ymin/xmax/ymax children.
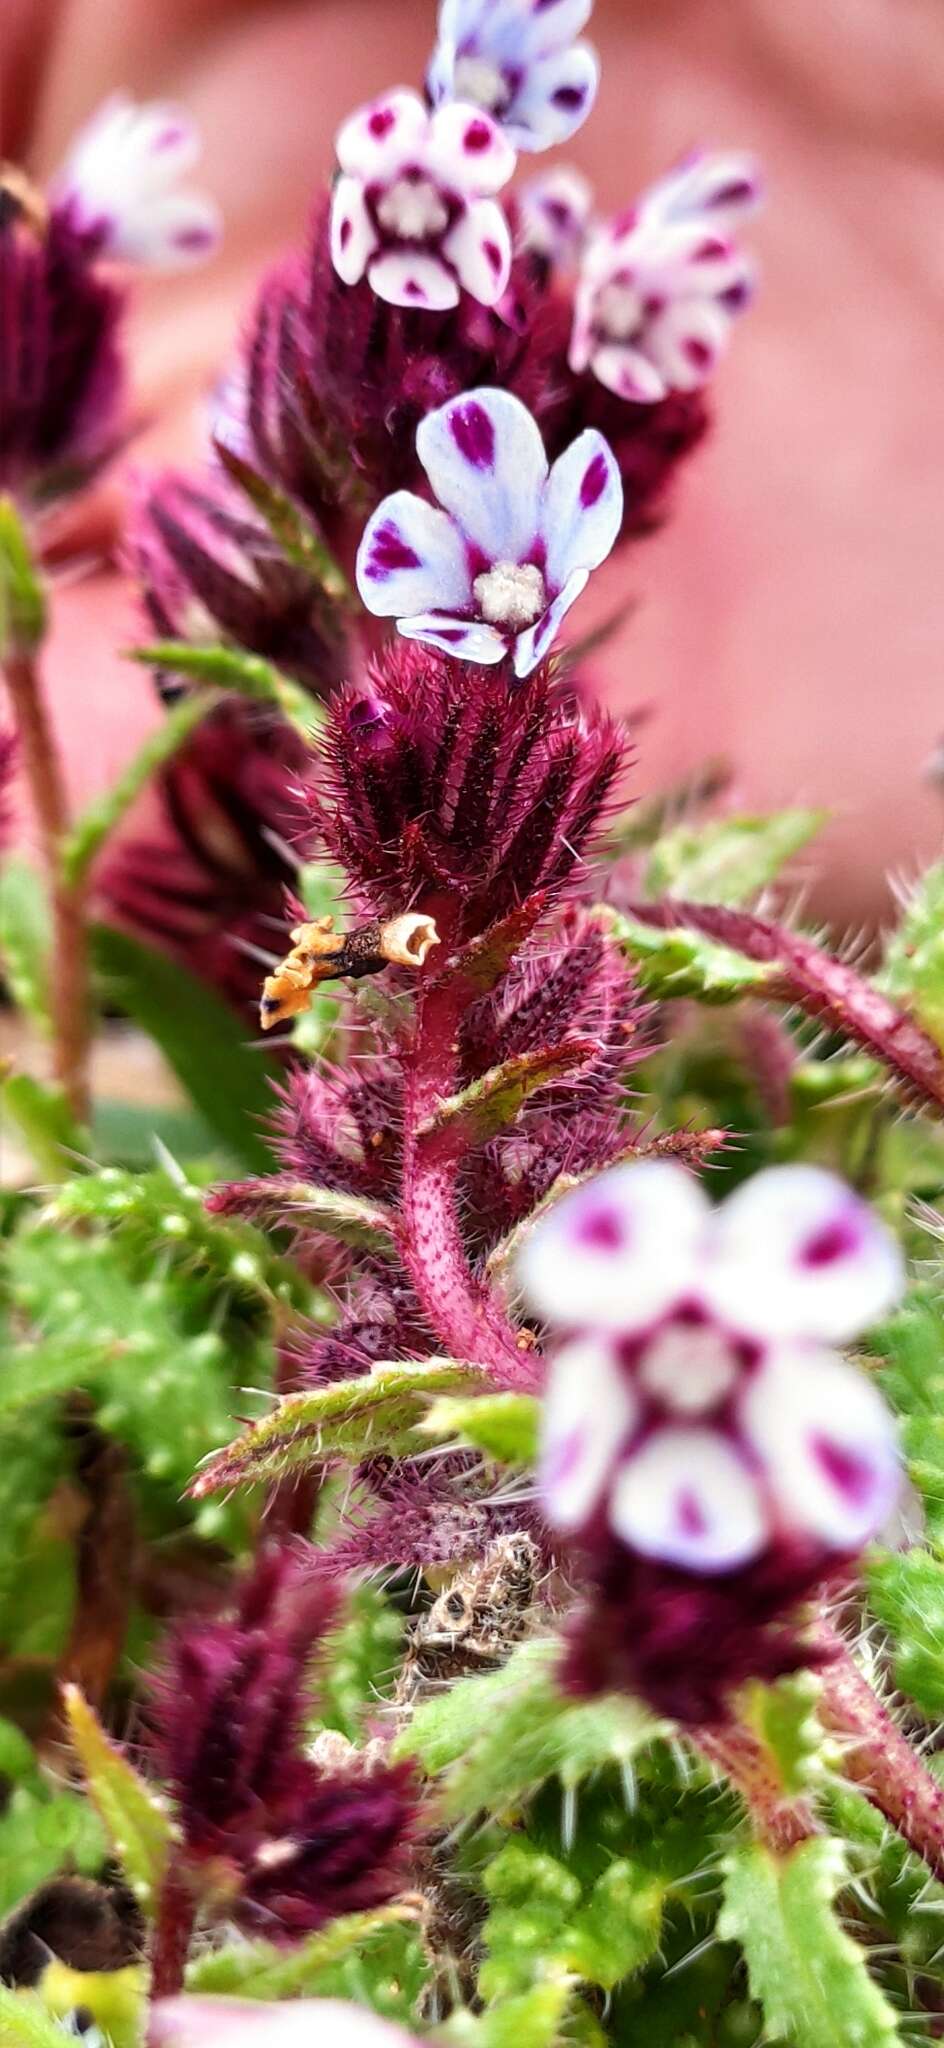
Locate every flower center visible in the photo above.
<box><xmin>637</xmin><ymin>1325</ymin><xmax>738</xmax><ymax>1416</ymax></box>
<box><xmin>473</xmin><ymin>560</ymin><xmax>547</xmax><ymax>630</ymax></box>
<box><xmin>597</xmin><ymin>278</ymin><xmax>646</xmax><ymax>341</ymax></box>
<box><xmin>453</xmin><ymin>54</ymin><xmax>510</xmax><ymax>115</ymax></box>
<box><xmin>376</xmin><ymin>175</ymin><xmax>449</xmax><ymax>241</ymax></box>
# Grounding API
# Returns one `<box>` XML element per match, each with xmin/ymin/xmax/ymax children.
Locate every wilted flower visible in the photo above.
<box><xmin>152</xmin><ymin>1547</ymin><xmax>417</xmax><ymax>1937</ymax></box>
<box><xmin>149</xmin><ymin>1999</ymin><xmax>421</xmax><ymax>2047</ymax></box>
<box><xmin>570</xmin><ymin>151</ymin><xmax>761</xmax><ymax>402</ymax></box>
<box><xmin>428</xmin><ymin>0</ymin><xmax>599</xmax><ymax>153</ymax></box>
<box><xmin>51</xmin><ymin>94</ymin><xmax>220</xmax><ymax>269</ymax></box>
<box><xmin>356</xmin><ymin>386</ymin><xmax>622</xmax><ymax>674</ymax></box>
<box><xmin>331</xmin><ymin>88</ymin><xmax>515</xmax><ymax>310</ymax></box>
<box><xmin>517</xmin><ymin>164</ymin><xmax>593</xmax><ymax>267</ymax></box>
<box><xmin>521</xmin><ymin>1161</ymin><xmax>904</xmax><ymax>1717</ymax></box>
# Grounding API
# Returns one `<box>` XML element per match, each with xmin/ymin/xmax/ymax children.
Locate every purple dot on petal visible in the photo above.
<box><xmin>403</xmin><ymin>278</ymin><xmax>426</xmax><ymax>299</ymax></box>
<box><xmin>435</xmin><ymin>627</ymin><xmax>468</xmax><ymax>644</ymax></box>
<box><xmin>464</xmin><ymin>118</ymin><xmax>493</xmax><ymax>153</ymax></box>
<box><xmin>580</xmin><ymin>451</ymin><xmax>609</xmax><ymax>508</ymax></box>
<box><xmin>173</xmin><ymin>225</ymin><xmax>216</xmax><ymax>252</ymax></box>
<box><xmin>340</xmin><ymin>218</ymin><xmax>352</xmax><ymax>249</ymax></box>
<box><xmin>552</xmin><ymin>84</ymin><xmax>586</xmax><ymax>111</ymax></box>
<box><xmin>721</xmin><ymin>279</ymin><xmax>752</xmax><ymax>312</ymax></box>
<box><xmin>369</xmin><ymin>106</ymin><xmax>396</xmax><ymax>139</ymax></box>
<box><xmin>684</xmin><ymin>337</ymin><xmax>713</xmax><ymax>370</ymax></box>
<box><xmin>449</xmin><ymin>399</ymin><xmax>496</xmax><ymax>470</ymax></box>
<box><xmin>676</xmin><ymin>1489</ymin><xmax>708</xmax><ymax>1537</ymax></box>
<box><xmin>574</xmin><ymin>1203</ymin><xmax>627</xmax><ymax>1253</ymax></box>
<box><xmin>613</xmin><ymin>208</ymin><xmax>637</xmax><ymax>237</ymax></box>
<box><xmin>695</xmin><ymin>236</ymin><xmax>729</xmax><ymax>260</ymax></box>
<box><xmin>643</xmin><ymin>293</ymin><xmax>664</xmax><ymax>318</ymax></box>
<box><xmin>812</xmin><ymin>1436</ymin><xmax>876</xmax><ymax>1509</ymax></box>
<box><xmin>801</xmin><ymin>1216</ymin><xmax>861</xmax><ymax>1268</ymax></box>
<box><xmin>154</xmin><ymin>123</ymin><xmax>187</xmax><ymax>153</ymax></box>
<box><xmin>368</xmin><ymin>521</ymin><xmax>422</xmax><ymax>577</ymax></box>
<box><xmin>710</xmin><ymin>178</ymin><xmax>755</xmax><ymax>208</ymax></box>
<box><xmin>483</xmin><ymin>238</ymin><xmax>502</xmax><ymax>273</ymax></box>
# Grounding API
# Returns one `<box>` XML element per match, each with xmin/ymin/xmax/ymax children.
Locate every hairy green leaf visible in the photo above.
<box><xmin>719</xmin><ymin>1838</ymin><xmax>901</xmax><ymax>2048</ymax></box>
<box><xmin>607</xmin><ymin>908</ymin><xmax>775</xmax><ymax>1003</ymax></box>
<box><xmin>868</xmin><ymin>1549</ymin><xmax>944</xmax><ymax>1718</ymax></box>
<box><xmin>422</xmin><ymin>1391</ymin><xmax>540</xmax><ymax>1465</ymax></box>
<box><xmin>644</xmin><ymin>809</ymin><xmax>826</xmax><ymax>907</ymax></box>
<box><xmin>0</xmin><ymin>855</ymin><xmax>51</xmax><ymax>1031</ymax></box>
<box><xmin>62</xmin><ymin>691</ymin><xmax>221</xmax><ymax>887</ymax></box>
<box><xmin>881</xmin><ymin>861</ymin><xmax>944</xmax><ymax>1051</ymax></box>
<box><xmin>0</xmin><ymin>1986</ymin><xmax>71</xmax><ymax>2048</ymax></box>
<box><xmin>63</xmin><ymin>1683</ymin><xmax>173</xmax><ymax>1913</ymax></box>
<box><xmin>0</xmin><ymin>497</ymin><xmax>46</xmax><ymax>655</ymax></box>
<box><xmin>130</xmin><ymin>641</ymin><xmax>320</xmax><ymax>743</ymax></box>
<box><xmin>187</xmin><ymin>1909</ymin><xmax>428</xmax><ymax>2020</ymax></box>
<box><xmin>419</xmin><ymin>1040</ymin><xmax>597</xmax><ymax>1146</ymax></box>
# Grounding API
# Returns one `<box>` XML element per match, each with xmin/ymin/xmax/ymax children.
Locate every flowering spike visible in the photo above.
<box><xmin>53</xmin><ymin>94</ymin><xmax>220</xmax><ymax>270</ymax></box>
<box><xmin>428</xmin><ymin>0</ymin><xmax>600</xmax><ymax>153</ymax></box>
<box><xmin>356</xmin><ymin>387</ymin><xmax>622</xmax><ymax>674</ymax></box>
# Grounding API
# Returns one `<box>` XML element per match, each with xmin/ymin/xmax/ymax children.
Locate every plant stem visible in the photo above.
<box><xmin>399</xmin><ymin>947</ymin><xmax>540</xmax><ymax>1393</ymax></box>
<box><xmin>817</xmin><ymin>1626</ymin><xmax>944</xmax><ymax>1882</ymax></box>
<box><xmin>3</xmin><ymin>649</ymin><xmax>91</xmax><ymax>1123</ymax></box>
<box><xmin>696</xmin><ymin>1722</ymin><xmax>816</xmax><ymax>1854</ymax></box>
<box><xmin>150</xmin><ymin>1863</ymin><xmax>197</xmax><ymax>1999</ymax></box>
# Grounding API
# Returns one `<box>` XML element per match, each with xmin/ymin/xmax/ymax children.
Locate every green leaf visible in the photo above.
<box><xmin>419</xmin><ymin>1040</ymin><xmax>597</xmax><ymax>1146</ymax></box>
<box><xmin>90</xmin><ymin>924</ymin><xmax>278</xmax><ymax>1171</ymax></box>
<box><xmin>0</xmin><ymin>1777</ymin><xmax>107</xmax><ymax>1918</ymax></box>
<box><xmin>317</xmin><ymin>1584</ymin><xmax>404</xmax><ymax>1741</ymax></box>
<box><xmin>865</xmin><ymin>1289</ymin><xmax>944</xmax><ymax>1549</ymax></box>
<box><xmin>881</xmin><ymin>860</ymin><xmax>944</xmax><ymax>1050</ymax></box>
<box><xmin>216</xmin><ymin>442</ymin><xmax>355</xmax><ymax>607</ymax></box>
<box><xmin>187</xmin><ymin>1904</ymin><xmax>421</xmax><ymax>2001</ymax></box>
<box><xmin>38</xmin><ymin>1962</ymin><xmax>144</xmax><ymax>2048</ymax></box>
<box><xmin>62</xmin><ymin>691</ymin><xmax>221</xmax><ymax>888</ymax></box>
<box><xmin>607</xmin><ymin>908</ymin><xmax>776</xmax><ymax>1004</ymax></box>
<box><xmin>422</xmin><ymin>1391</ymin><xmax>540</xmax><ymax>1466</ymax></box>
<box><xmin>867</xmin><ymin>1549</ymin><xmax>944</xmax><ymax>1718</ymax></box>
<box><xmin>741</xmin><ymin>1672</ymin><xmax>826</xmax><ymax>1798</ymax></box>
<box><xmin>480</xmin><ymin>1840</ymin><xmax>663</xmax><ymax>2000</ymax></box>
<box><xmin>0</xmin><ymin>496</ymin><xmax>46</xmax><ymax>655</ymax></box>
<box><xmin>190</xmin><ymin>1358</ymin><xmax>486</xmax><ymax>1496</ymax></box>
<box><xmin>396</xmin><ymin>1638</ymin><xmax>660</xmax><ymax>1816</ymax></box>
<box><xmin>644</xmin><ymin>810</ymin><xmax>826</xmax><ymax>907</ymax></box>
<box><xmin>130</xmin><ymin>642</ymin><xmax>320</xmax><ymax>745</ymax></box>
<box><xmin>718</xmin><ymin>1838</ymin><xmax>901</xmax><ymax>2048</ymax></box>
<box><xmin>213</xmin><ymin>1177</ymin><xmax>396</xmax><ymax>1251</ymax></box>
<box><xmin>0</xmin><ymin>1072</ymin><xmax>85</xmax><ymax>1178</ymax></box>
<box><xmin>0</xmin><ymin>1986</ymin><xmax>71</xmax><ymax>2048</ymax></box>
<box><xmin>63</xmin><ymin>1683</ymin><xmax>174</xmax><ymax>1913</ymax></box>
<box><xmin>444</xmin><ymin>1981</ymin><xmax>578</xmax><ymax>2048</ymax></box>
<box><xmin>0</xmin><ymin>855</ymin><xmax>51</xmax><ymax>1031</ymax></box>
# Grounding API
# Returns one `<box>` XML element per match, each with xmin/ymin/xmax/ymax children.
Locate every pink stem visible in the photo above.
<box><xmin>150</xmin><ymin>1864</ymin><xmax>197</xmax><ymax>1999</ymax></box>
<box><xmin>817</xmin><ymin>1626</ymin><xmax>944</xmax><ymax>1882</ymax></box>
<box><xmin>696</xmin><ymin>1721</ymin><xmax>816</xmax><ymax>1853</ymax></box>
<box><xmin>398</xmin><ymin>953</ymin><xmax>540</xmax><ymax>1393</ymax></box>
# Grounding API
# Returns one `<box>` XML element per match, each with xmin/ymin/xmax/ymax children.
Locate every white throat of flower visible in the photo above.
<box><xmin>474</xmin><ymin>560</ymin><xmax>547</xmax><ymax>630</ymax></box>
<box><xmin>597</xmin><ymin>278</ymin><xmax>646</xmax><ymax>341</ymax></box>
<box><xmin>376</xmin><ymin>176</ymin><xmax>450</xmax><ymax>240</ymax></box>
<box><xmin>637</xmin><ymin>1324</ymin><xmax>738</xmax><ymax>1416</ymax></box>
<box><xmin>453</xmin><ymin>54</ymin><xmax>510</xmax><ymax>116</ymax></box>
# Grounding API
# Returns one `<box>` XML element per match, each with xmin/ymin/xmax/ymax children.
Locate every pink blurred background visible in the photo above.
<box><xmin>3</xmin><ymin>0</ymin><xmax>943</xmax><ymax>927</ymax></box>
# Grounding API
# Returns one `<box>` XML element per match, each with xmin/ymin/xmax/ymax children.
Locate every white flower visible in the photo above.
<box><xmin>428</xmin><ymin>0</ymin><xmax>599</xmax><ymax>153</ymax></box>
<box><xmin>517</xmin><ymin>165</ymin><xmax>593</xmax><ymax>265</ymax></box>
<box><xmin>521</xmin><ymin>1161</ymin><xmax>904</xmax><ymax>1572</ymax></box>
<box><xmin>52</xmin><ymin>94</ymin><xmax>220</xmax><ymax>269</ymax></box>
<box><xmin>356</xmin><ymin>385</ymin><xmax>622</xmax><ymax>676</ymax></box>
<box><xmin>570</xmin><ymin>150</ymin><xmax>761</xmax><ymax>402</ymax></box>
<box><xmin>148</xmin><ymin>1997</ymin><xmax>420</xmax><ymax>2047</ymax></box>
<box><xmin>330</xmin><ymin>88</ymin><xmax>515</xmax><ymax>311</ymax></box>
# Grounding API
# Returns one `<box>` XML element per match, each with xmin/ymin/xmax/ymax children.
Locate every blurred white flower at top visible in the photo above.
<box><xmin>53</xmin><ymin>93</ymin><xmax>221</xmax><ymax>270</ymax></box>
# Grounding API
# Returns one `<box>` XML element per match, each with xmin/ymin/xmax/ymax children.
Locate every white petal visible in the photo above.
<box><xmin>526</xmin><ymin>0</ymin><xmax>595</xmax><ymax>46</ymax></box>
<box><xmin>512</xmin><ymin>568</ymin><xmax>587</xmax><ymax>677</ymax></box>
<box><xmin>645</xmin><ymin>299</ymin><xmax>731</xmax><ymax>393</ymax></box>
<box><xmin>742</xmin><ymin>1348</ymin><xmax>901</xmax><ymax>1552</ymax></box>
<box><xmin>330</xmin><ymin>175</ymin><xmax>377</xmax><ymax>285</ymax></box>
<box><xmin>506</xmin><ymin>42</ymin><xmax>599</xmax><ymax>151</ymax></box>
<box><xmin>398</xmin><ymin>614</ymin><xmax>508</xmax><ymax>664</ymax></box>
<box><xmin>416</xmin><ymin>387</ymin><xmax>548</xmax><ymax>561</ymax></box>
<box><xmin>54</xmin><ymin>93</ymin><xmax>219</xmax><ymax>268</ymax></box>
<box><xmin>356</xmin><ymin>492</ymin><xmax>472</xmax><ymax>618</ymax></box>
<box><xmin>517</xmin><ymin>1159</ymin><xmax>710</xmax><ymax>1332</ymax></box>
<box><xmin>518</xmin><ymin>165</ymin><xmax>593</xmax><ymax>263</ymax></box>
<box><xmin>335</xmin><ymin>89</ymin><xmax>428</xmax><ymax>179</ymax></box>
<box><xmin>589</xmin><ymin>342</ymin><xmax>667</xmax><ymax>404</ymax></box>
<box><xmin>610</xmin><ymin>1428</ymin><xmax>768</xmax><ymax>1572</ymax></box>
<box><xmin>540</xmin><ymin>1337</ymin><xmax>637</xmax><ymax>1530</ymax></box>
<box><xmin>443</xmin><ymin>200</ymin><xmax>512</xmax><ymax>305</ymax></box>
<box><xmin>113</xmin><ymin>194</ymin><xmax>221</xmax><ymax>270</ymax></box>
<box><xmin>366</xmin><ymin>248</ymin><xmax>460</xmax><ymax>310</ymax></box>
<box><xmin>427</xmin><ymin>102</ymin><xmax>517</xmax><ymax>195</ymax></box>
<box><xmin>540</xmin><ymin>430</ymin><xmax>623</xmax><ymax>592</ymax></box>
<box><xmin>150</xmin><ymin>1997</ymin><xmax>420</xmax><ymax>2047</ymax></box>
<box><xmin>705</xmin><ymin>1166</ymin><xmax>905</xmax><ymax>1344</ymax></box>
<box><xmin>641</xmin><ymin>151</ymin><xmax>763</xmax><ymax>231</ymax></box>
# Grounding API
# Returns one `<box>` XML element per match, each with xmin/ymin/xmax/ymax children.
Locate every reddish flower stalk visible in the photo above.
<box><xmin>817</xmin><ymin>1622</ymin><xmax>944</xmax><ymax>1884</ymax></box>
<box><xmin>625</xmin><ymin>898</ymin><xmax>944</xmax><ymax>1118</ymax></box>
<box><xmin>150</xmin><ymin>1867</ymin><xmax>197</xmax><ymax>2002</ymax></box>
<box><xmin>3</xmin><ymin>647</ymin><xmax>90</xmax><ymax>1123</ymax></box>
<box><xmin>695</xmin><ymin>1720</ymin><xmax>817</xmax><ymax>1854</ymax></box>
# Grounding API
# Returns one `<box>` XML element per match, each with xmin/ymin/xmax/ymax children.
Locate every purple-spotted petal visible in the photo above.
<box><xmin>518</xmin><ymin>1159</ymin><xmax>710</xmax><ymax>1332</ymax></box>
<box><xmin>541</xmin><ymin>1337</ymin><xmax>637</xmax><ymax>1530</ymax></box>
<box><xmin>742</xmin><ymin>1348</ymin><xmax>900</xmax><ymax>1552</ymax></box>
<box><xmin>540</xmin><ymin>429</ymin><xmax>623</xmax><ymax>591</ymax></box>
<box><xmin>53</xmin><ymin>93</ymin><xmax>220</xmax><ymax>269</ymax></box>
<box><xmin>511</xmin><ymin>568</ymin><xmax>588</xmax><ymax>677</ymax></box>
<box><xmin>117</xmin><ymin>194</ymin><xmax>221</xmax><ymax>270</ymax></box>
<box><xmin>443</xmin><ymin>199</ymin><xmax>513</xmax><ymax>305</ymax></box>
<box><xmin>589</xmin><ymin>342</ymin><xmax>668</xmax><ymax>404</ymax></box>
<box><xmin>518</xmin><ymin>165</ymin><xmax>593</xmax><ymax>263</ymax></box>
<box><xmin>398</xmin><ymin>614</ymin><xmax>508</xmax><ymax>664</ymax></box>
<box><xmin>641</xmin><ymin>151</ymin><xmax>764</xmax><ymax>231</ymax></box>
<box><xmin>427</xmin><ymin>102</ymin><xmax>517</xmax><ymax>195</ymax></box>
<box><xmin>367</xmin><ymin>248</ymin><xmax>460</xmax><ymax>311</ymax></box>
<box><xmin>416</xmin><ymin>387</ymin><xmax>547</xmax><ymax>560</ymax></box>
<box><xmin>356</xmin><ymin>492</ymin><xmax>472</xmax><ymax>619</ymax></box>
<box><xmin>610</xmin><ymin>1428</ymin><xmax>768</xmax><ymax>1573</ymax></box>
<box><xmin>335</xmin><ymin>89</ymin><xmax>428</xmax><ymax>179</ymax></box>
<box><xmin>705</xmin><ymin>1166</ymin><xmax>905</xmax><ymax>1344</ymax></box>
<box><xmin>507</xmin><ymin>41</ymin><xmax>599</xmax><ymax>151</ymax></box>
<box><xmin>330</xmin><ymin>174</ymin><xmax>378</xmax><ymax>285</ymax></box>
<box><xmin>645</xmin><ymin>299</ymin><xmax>731</xmax><ymax>392</ymax></box>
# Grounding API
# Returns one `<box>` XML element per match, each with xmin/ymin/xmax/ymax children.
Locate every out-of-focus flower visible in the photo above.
<box><xmin>521</xmin><ymin>1161</ymin><xmax>903</xmax><ymax>1717</ymax></box>
<box><xmin>331</xmin><ymin>88</ymin><xmax>515</xmax><ymax>310</ymax></box>
<box><xmin>516</xmin><ymin>164</ymin><xmax>593</xmax><ymax>267</ymax></box>
<box><xmin>570</xmin><ymin>151</ymin><xmax>761</xmax><ymax>402</ymax></box>
<box><xmin>148</xmin><ymin>1997</ymin><xmax>421</xmax><ymax>2047</ymax></box>
<box><xmin>0</xmin><ymin>95</ymin><xmax>218</xmax><ymax>503</ymax></box>
<box><xmin>356</xmin><ymin>385</ymin><xmax>621</xmax><ymax>674</ymax></box>
<box><xmin>428</xmin><ymin>0</ymin><xmax>599</xmax><ymax>153</ymax></box>
<box><xmin>151</xmin><ymin>1547</ymin><xmax>417</xmax><ymax>1938</ymax></box>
